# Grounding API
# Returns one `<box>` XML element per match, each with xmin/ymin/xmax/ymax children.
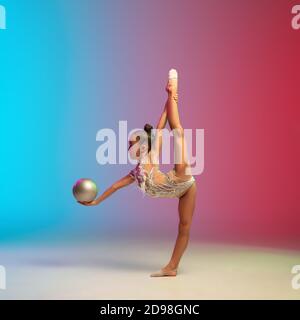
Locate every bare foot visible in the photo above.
<box><xmin>150</xmin><ymin>267</ymin><xmax>178</xmax><ymax>277</ymax></box>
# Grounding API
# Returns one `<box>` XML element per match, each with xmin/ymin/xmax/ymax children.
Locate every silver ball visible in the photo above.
<box><xmin>72</xmin><ymin>178</ymin><xmax>98</xmax><ymax>202</ymax></box>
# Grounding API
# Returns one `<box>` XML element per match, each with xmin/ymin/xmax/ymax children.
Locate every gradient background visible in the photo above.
<box><xmin>0</xmin><ymin>0</ymin><xmax>299</xmax><ymax>249</ymax></box>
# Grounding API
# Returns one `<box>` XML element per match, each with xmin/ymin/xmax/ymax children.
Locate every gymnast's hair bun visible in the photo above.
<box><xmin>144</xmin><ymin>123</ymin><xmax>153</xmax><ymax>134</ymax></box>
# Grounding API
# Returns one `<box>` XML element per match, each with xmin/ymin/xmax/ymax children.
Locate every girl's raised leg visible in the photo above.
<box><xmin>165</xmin><ymin>70</ymin><xmax>192</xmax><ymax>179</ymax></box>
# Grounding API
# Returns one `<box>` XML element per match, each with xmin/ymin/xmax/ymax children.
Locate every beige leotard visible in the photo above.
<box><xmin>129</xmin><ymin>161</ymin><xmax>195</xmax><ymax>199</ymax></box>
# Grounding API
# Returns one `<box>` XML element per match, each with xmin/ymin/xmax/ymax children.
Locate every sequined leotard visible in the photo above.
<box><xmin>129</xmin><ymin>162</ymin><xmax>195</xmax><ymax>199</ymax></box>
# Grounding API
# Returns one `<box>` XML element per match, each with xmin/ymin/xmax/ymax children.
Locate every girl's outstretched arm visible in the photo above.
<box><xmin>78</xmin><ymin>174</ymin><xmax>135</xmax><ymax>206</ymax></box>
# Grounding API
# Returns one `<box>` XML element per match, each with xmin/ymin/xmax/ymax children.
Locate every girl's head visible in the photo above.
<box><xmin>128</xmin><ymin>123</ymin><xmax>153</xmax><ymax>160</ymax></box>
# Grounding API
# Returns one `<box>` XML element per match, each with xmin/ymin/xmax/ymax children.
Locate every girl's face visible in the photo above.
<box><xmin>128</xmin><ymin>133</ymin><xmax>146</xmax><ymax>160</ymax></box>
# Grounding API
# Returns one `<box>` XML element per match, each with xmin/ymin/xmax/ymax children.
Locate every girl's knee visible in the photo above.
<box><xmin>179</xmin><ymin>221</ymin><xmax>191</xmax><ymax>234</ymax></box>
<box><xmin>178</xmin><ymin>225</ymin><xmax>191</xmax><ymax>237</ymax></box>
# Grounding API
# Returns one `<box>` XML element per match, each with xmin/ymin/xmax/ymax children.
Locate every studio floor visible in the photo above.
<box><xmin>0</xmin><ymin>238</ymin><xmax>300</xmax><ymax>300</ymax></box>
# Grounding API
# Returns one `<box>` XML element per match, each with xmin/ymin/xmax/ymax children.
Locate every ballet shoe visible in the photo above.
<box><xmin>167</xmin><ymin>69</ymin><xmax>178</xmax><ymax>94</ymax></box>
<box><xmin>150</xmin><ymin>267</ymin><xmax>177</xmax><ymax>277</ymax></box>
<box><xmin>168</xmin><ymin>68</ymin><xmax>178</xmax><ymax>80</ymax></box>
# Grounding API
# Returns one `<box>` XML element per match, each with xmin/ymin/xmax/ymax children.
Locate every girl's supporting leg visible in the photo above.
<box><xmin>150</xmin><ymin>182</ymin><xmax>197</xmax><ymax>277</ymax></box>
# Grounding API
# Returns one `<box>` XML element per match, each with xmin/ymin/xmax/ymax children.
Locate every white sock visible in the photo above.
<box><xmin>168</xmin><ymin>68</ymin><xmax>178</xmax><ymax>80</ymax></box>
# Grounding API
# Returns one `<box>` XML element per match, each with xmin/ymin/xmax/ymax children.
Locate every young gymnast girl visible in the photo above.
<box><xmin>79</xmin><ymin>69</ymin><xmax>197</xmax><ymax>277</ymax></box>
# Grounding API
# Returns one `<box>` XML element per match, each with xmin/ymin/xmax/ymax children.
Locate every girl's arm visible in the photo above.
<box><xmin>152</xmin><ymin>103</ymin><xmax>168</xmax><ymax>158</ymax></box>
<box><xmin>78</xmin><ymin>173</ymin><xmax>135</xmax><ymax>206</ymax></box>
<box><xmin>156</xmin><ymin>93</ymin><xmax>178</xmax><ymax>130</ymax></box>
<box><xmin>156</xmin><ymin>104</ymin><xmax>168</xmax><ymax>130</ymax></box>
<box><xmin>151</xmin><ymin>94</ymin><xmax>178</xmax><ymax>158</ymax></box>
